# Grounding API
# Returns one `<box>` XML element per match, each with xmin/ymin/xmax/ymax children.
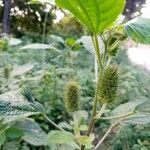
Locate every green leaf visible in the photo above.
<box><xmin>56</xmin><ymin>0</ymin><xmax>125</xmax><ymax>33</ymax></box>
<box><xmin>77</xmin><ymin>134</ymin><xmax>94</xmax><ymax>149</ymax></box>
<box><xmin>58</xmin><ymin>122</ymin><xmax>73</xmax><ymax>130</ymax></box>
<box><xmin>6</xmin><ymin>127</ymin><xmax>23</xmax><ymax>140</ymax></box>
<box><xmin>123</xmin><ymin>113</ymin><xmax>150</xmax><ymax>125</ymax></box>
<box><xmin>46</xmin><ymin>130</ymin><xmax>79</xmax><ymax>149</ymax></box>
<box><xmin>28</xmin><ymin>0</ymin><xmax>55</xmax><ymax>5</ymax></box>
<box><xmin>0</xmin><ymin>132</ymin><xmax>6</xmax><ymax>146</ymax></box>
<box><xmin>135</xmin><ymin>100</ymin><xmax>150</xmax><ymax>113</ymax></box>
<box><xmin>73</xmin><ymin>110</ymin><xmax>88</xmax><ymax>125</ymax></box>
<box><xmin>110</xmin><ymin>99</ymin><xmax>150</xmax><ymax>125</ymax></box>
<box><xmin>15</xmin><ymin>119</ymin><xmax>46</xmax><ymax>146</ymax></box>
<box><xmin>0</xmin><ymin>91</ymin><xmax>44</xmax><ymax>123</ymax></box>
<box><xmin>20</xmin><ymin>43</ymin><xmax>61</xmax><ymax>53</ymax></box>
<box><xmin>124</xmin><ymin>17</ymin><xmax>150</xmax><ymax>44</ymax></box>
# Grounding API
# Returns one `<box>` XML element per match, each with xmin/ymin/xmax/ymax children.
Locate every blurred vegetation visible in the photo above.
<box><xmin>0</xmin><ymin>0</ymin><xmax>149</xmax><ymax>149</ymax></box>
<box><xmin>0</xmin><ymin>34</ymin><xmax>150</xmax><ymax>149</ymax></box>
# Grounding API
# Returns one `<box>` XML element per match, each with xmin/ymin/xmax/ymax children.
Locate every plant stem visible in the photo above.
<box><xmin>44</xmin><ymin>114</ymin><xmax>65</xmax><ymax>131</ymax></box>
<box><xmin>94</xmin><ymin>122</ymin><xmax>118</xmax><ymax>150</ymax></box>
<box><xmin>92</xmin><ymin>35</ymin><xmax>103</xmax><ymax>69</ymax></box>
<box><xmin>81</xmin><ymin>35</ymin><xmax>105</xmax><ymax>150</ymax></box>
<box><xmin>100</xmin><ymin>111</ymin><xmax>135</xmax><ymax>120</ymax></box>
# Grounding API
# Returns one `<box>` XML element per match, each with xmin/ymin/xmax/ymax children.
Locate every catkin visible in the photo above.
<box><xmin>96</xmin><ymin>65</ymin><xmax>119</xmax><ymax>104</ymax></box>
<box><xmin>64</xmin><ymin>81</ymin><xmax>80</xmax><ymax>112</ymax></box>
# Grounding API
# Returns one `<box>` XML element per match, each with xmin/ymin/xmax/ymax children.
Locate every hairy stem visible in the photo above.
<box><xmin>44</xmin><ymin>114</ymin><xmax>65</xmax><ymax>131</ymax></box>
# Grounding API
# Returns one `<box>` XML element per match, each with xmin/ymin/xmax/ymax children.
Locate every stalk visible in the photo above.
<box><xmin>44</xmin><ymin>114</ymin><xmax>65</xmax><ymax>131</ymax></box>
<box><xmin>80</xmin><ymin>34</ymin><xmax>106</xmax><ymax>150</ymax></box>
<box><xmin>94</xmin><ymin>122</ymin><xmax>118</xmax><ymax>150</ymax></box>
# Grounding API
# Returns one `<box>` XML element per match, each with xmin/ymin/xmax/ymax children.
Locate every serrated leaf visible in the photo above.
<box><xmin>135</xmin><ymin>100</ymin><xmax>150</xmax><ymax>113</ymax></box>
<box><xmin>15</xmin><ymin>119</ymin><xmax>46</xmax><ymax>146</ymax></box>
<box><xmin>123</xmin><ymin>112</ymin><xmax>150</xmax><ymax>125</ymax></box>
<box><xmin>124</xmin><ymin>17</ymin><xmax>150</xmax><ymax>44</ymax></box>
<box><xmin>0</xmin><ymin>91</ymin><xmax>44</xmax><ymax>123</ymax></box>
<box><xmin>56</xmin><ymin>0</ymin><xmax>125</xmax><ymax>33</ymax></box>
<box><xmin>20</xmin><ymin>43</ymin><xmax>60</xmax><ymax>52</ymax></box>
<box><xmin>46</xmin><ymin>130</ymin><xmax>79</xmax><ymax>149</ymax></box>
<box><xmin>110</xmin><ymin>99</ymin><xmax>150</xmax><ymax>125</ymax></box>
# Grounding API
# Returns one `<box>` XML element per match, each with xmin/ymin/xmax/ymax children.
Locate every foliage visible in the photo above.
<box><xmin>56</xmin><ymin>0</ymin><xmax>125</xmax><ymax>34</ymax></box>
<box><xmin>0</xmin><ymin>1</ymin><xmax>150</xmax><ymax>150</ymax></box>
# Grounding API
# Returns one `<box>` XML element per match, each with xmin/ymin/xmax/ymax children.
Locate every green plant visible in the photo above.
<box><xmin>1</xmin><ymin>0</ymin><xmax>150</xmax><ymax>150</ymax></box>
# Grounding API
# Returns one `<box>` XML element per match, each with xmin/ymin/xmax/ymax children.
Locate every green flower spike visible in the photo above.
<box><xmin>96</xmin><ymin>65</ymin><xmax>119</xmax><ymax>104</ymax></box>
<box><xmin>64</xmin><ymin>81</ymin><xmax>80</xmax><ymax>112</ymax></box>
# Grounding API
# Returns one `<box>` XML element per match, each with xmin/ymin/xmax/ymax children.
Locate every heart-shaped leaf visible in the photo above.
<box><xmin>56</xmin><ymin>0</ymin><xmax>125</xmax><ymax>33</ymax></box>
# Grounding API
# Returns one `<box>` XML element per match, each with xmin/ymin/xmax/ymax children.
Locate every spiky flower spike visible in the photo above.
<box><xmin>64</xmin><ymin>81</ymin><xmax>80</xmax><ymax>112</ymax></box>
<box><xmin>96</xmin><ymin>65</ymin><xmax>119</xmax><ymax>104</ymax></box>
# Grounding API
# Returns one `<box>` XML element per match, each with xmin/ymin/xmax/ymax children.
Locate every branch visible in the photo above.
<box><xmin>44</xmin><ymin>114</ymin><xmax>65</xmax><ymax>131</ymax></box>
<box><xmin>94</xmin><ymin>122</ymin><xmax>118</xmax><ymax>150</ymax></box>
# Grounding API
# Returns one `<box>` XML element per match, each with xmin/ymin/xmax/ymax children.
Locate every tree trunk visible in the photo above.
<box><xmin>2</xmin><ymin>0</ymin><xmax>11</xmax><ymax>34</ymax></box>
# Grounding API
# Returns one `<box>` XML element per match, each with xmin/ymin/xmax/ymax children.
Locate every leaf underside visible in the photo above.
<box><xmin>111</xmin><ymin>99</ymin><xmax>150</xmax><ymax>125</ymax></box>
<box><xmin>124</xmin><ymin>17</ymin><xmax>150</xmax><ymax>44</ymax></box>
<box><xmin>15</xmin><ymin>119</ymin><xmax>46</xmax><ymax>146</ymax></box>
<box><xmin>56</xmin><ymin>0</ymin><xmax>125</xmax><ymax>34</ymax></box>
<box><xmin>0</xmin><ymin>92</ymin><xmax>44</xmax><ymax>123</ymax></box>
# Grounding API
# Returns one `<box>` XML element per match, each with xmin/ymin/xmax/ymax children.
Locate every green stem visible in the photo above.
<box><xmin>44</xmin><ymin>114</ymin><xmax>65</xmax><ymax>131</ymax></box>
<box><xmin>81</xmin><ymin>35</ymin><xmax>105</xmax><ymax>150</ymax></box>
<box><xmin>100</xmin><ymin>111</ymin><xmax>135</xmax><ymax>120</ymax></box>
<box><xmin>92</xmin><ymin>35</ymin><xmax>103</xmax><ymax>69</ymax></box>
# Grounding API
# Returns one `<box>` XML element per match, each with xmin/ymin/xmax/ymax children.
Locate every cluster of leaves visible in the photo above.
<box><xmin>0</xmin><ymin>0</ymin><xmax>150</xmax><ymax>149</ymax></box>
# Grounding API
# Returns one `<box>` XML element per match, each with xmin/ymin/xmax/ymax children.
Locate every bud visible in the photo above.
<box><xmin>64</xmin><ymin>81</ymin><xmax>79</xmax><ymax>112</ymax></box>
<box><xmin>96</xmin><ymin>65</ymin><xmax>119</xmax><ymax>104</ymax></box>
<box><xmin>107</xmin><ymin>32</ymin><xmax>126</xmax><ymax>56</ymax></box>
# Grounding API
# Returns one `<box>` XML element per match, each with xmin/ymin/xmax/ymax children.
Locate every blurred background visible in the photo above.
<box><xmin>0</xmin><ymin>0</ymin><xmax>150</xmax><ymax>150</ymax></box>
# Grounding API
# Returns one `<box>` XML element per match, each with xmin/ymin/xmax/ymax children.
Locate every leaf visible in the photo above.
<box><xmin>8</xmin><ymin>38</ymin><xmax>22</xmax><ymax>46</ymax></box>
<box><xmin>0</xmin><ymin>132</ymin><xmax>6</xmax><ymax>146</ymax></box>
<box><xmin>6</xmin><ymin>127</ymin><xmax>23</xmax><ymax>139</ymax></box>
<box><xmin>50</xmin><ymin>35</ymin><xmax>65</xmax><ymax>44</ymax></box>
<box><xmin>124</xmin><ymin>17</ymin><xmax>150</xmax><ymax>44</ymax></box>
<box><xmin>11</xmin><ymin>64</ymin><xmax>34</xmax><ymax>77</ymax></box>
<box><xmin>56</xmin><ymin>0</ymin><xmax>125</xmax><ymax>33</ymax></box>
<box><xmin>123</xmin><ymin>112</ymin><xmax>150</xmax><ymax>125</ymax></box>
<box><xmin>77</xmin><ymin>134</ymin><xmax>94</xmax><ymax>149</ymax></box>
<box><xmin>73</xmin><ymin>110</ymin><xmax>88</xmax><ymax>125</ymax></box>
<box><xmin>20</xmin><ymin>43</ymin><xmax>60</xmax><ymax>52</ymax></box>
<box><xmin>28</xmin><ymin>0</ymin><xmax>55</xmax><ymax>5</ymax></box>
<box><xmin>135</xmin><ymin>100</ymin><xmax>150</xmax><ymax>113</ymax></box>
<box><xmin>110</xmin><ymin>99</ymin><xmax>150</xmax><ymax>125</ymax></box>
<box><xmin>58</xmin><ymin>122</ymin><xmax>73</xmax><ymax>130</ymax></box>
<box><xmin>0</xmin><ymin>91</ymin><xmax>44</xmax><ymax>123</ymax></box>
<box><xmin>46</xmin><ymin>130</ymin><xmax>79</xmax><ymax>149</ymax></box>
<box><xmin>15</xmin><ymin>119</ymin><xmax>46</xmax><ymax>146</ymax></box>
<box><xmin>77</xmin><ymin>35</ymin><xmax>104</xmax><ymax>54</ymax></box>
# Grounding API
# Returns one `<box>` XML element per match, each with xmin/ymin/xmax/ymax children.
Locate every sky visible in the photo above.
<box><xmin>128</xmin><ymin>0</ymin><xmax>150</xmax><ymax>70</ymax></box>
